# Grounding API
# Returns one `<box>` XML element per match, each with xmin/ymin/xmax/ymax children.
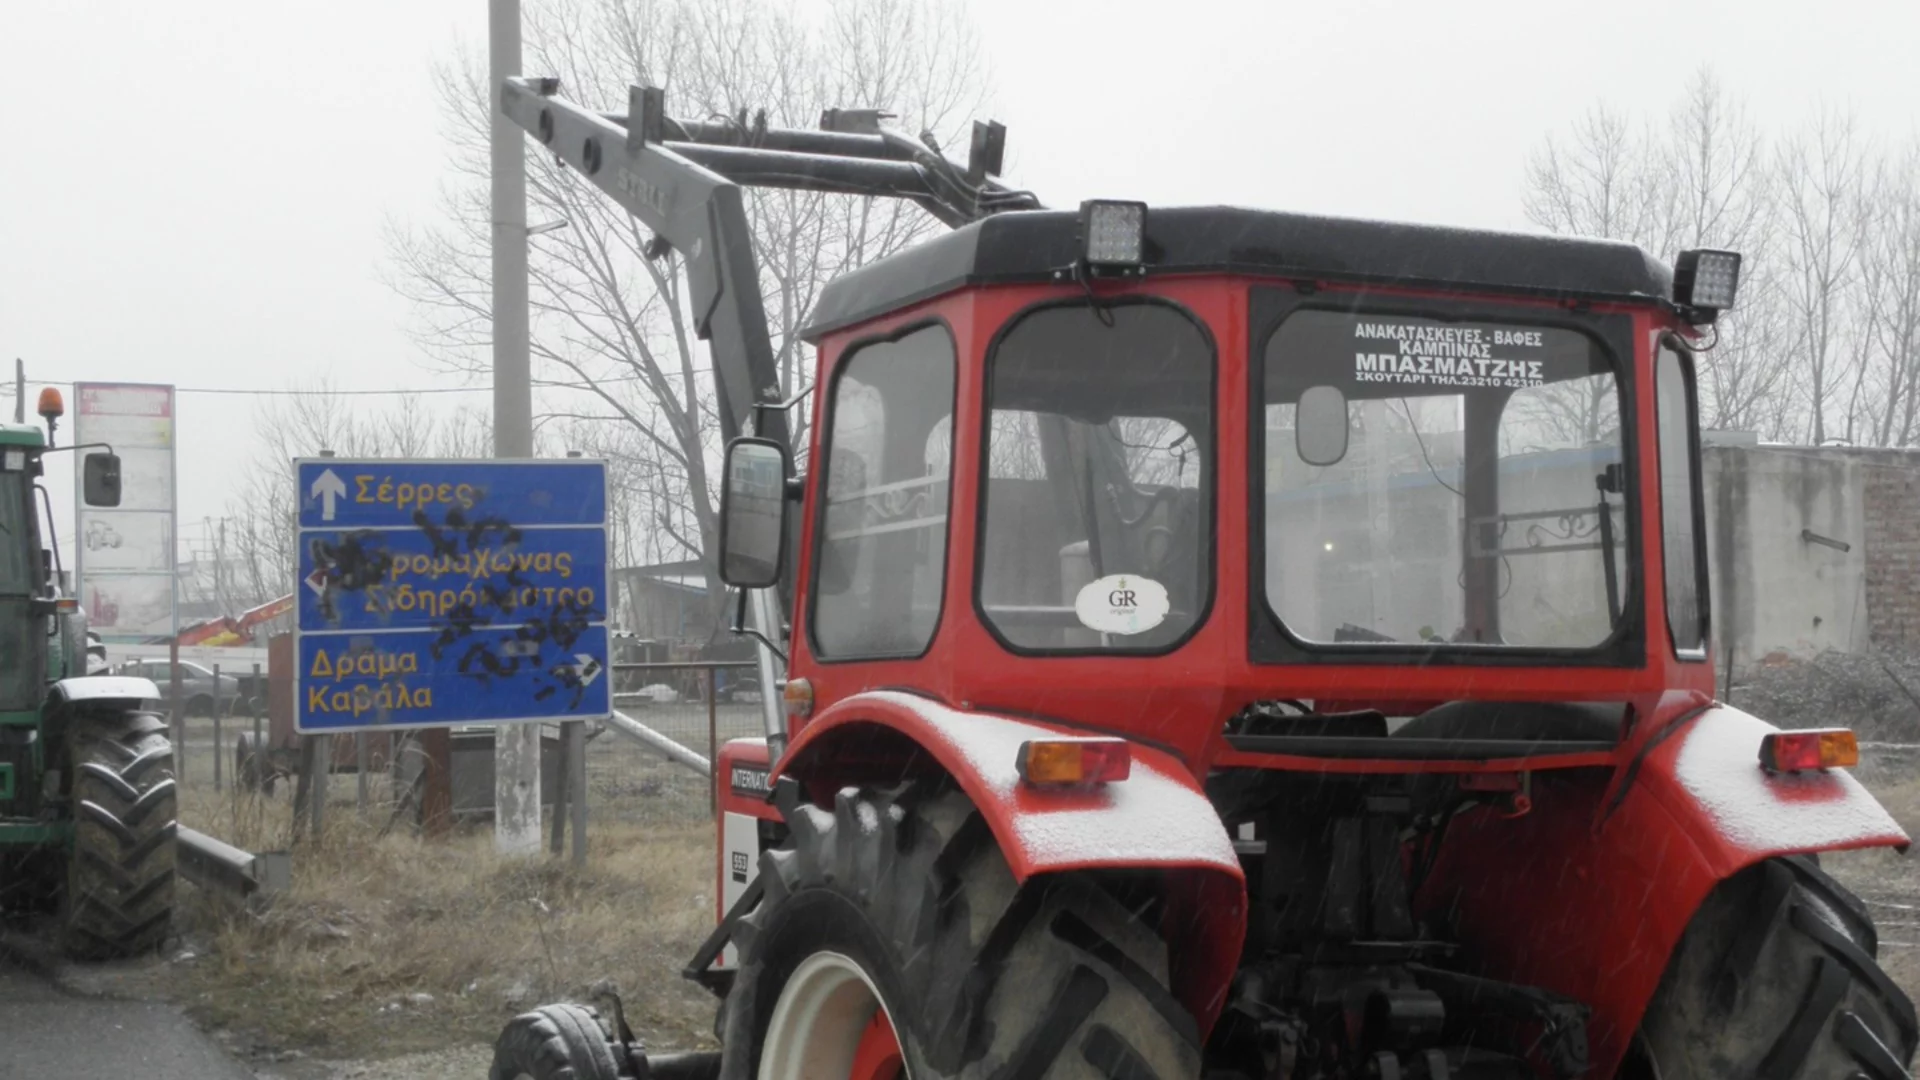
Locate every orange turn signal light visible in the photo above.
<box><xmin>1759</xmin><ymin>728</ymin><xmax>1859</xmax><ymax>773</ymax></box>
<box><xmin>783</xmin><ymin>677</ymin><xmax>813</xmax><ymax>719</ymax></box>
<box><xmin>1017</xmin><ymin>738</ymin><xmax>1131</xmax><ymax>787</ymax></box>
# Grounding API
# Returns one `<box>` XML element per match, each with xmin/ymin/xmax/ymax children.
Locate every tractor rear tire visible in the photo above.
<box><xmin>490</xmin><ymin>1004</ymin><xmax>624</xmax><ymax>1080</ymax></box>
<box><xmin>721</xmin><ymin>784</ymin><xmax>1201</xmax><ymax>1080</ymax></box>
<box><xmin>1631</xmin><ymin>856</ymin><xmax>1917</xmax><ymax>1079</ymax></box>
<box><xmin>60</xmin><ymin>708</ymin><xmax>177</xmax><ymax>960</ymax></box>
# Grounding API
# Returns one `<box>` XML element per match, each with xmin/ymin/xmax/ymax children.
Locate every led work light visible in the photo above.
<box><xmin>1673</xmin><ymin>249</ymin><xmax>1743</xmax><ymax>317</ymax></box>
<box><xmin>1079</xmin><ymin>200</ymin><xmax>1148</xmax><ymax>268</ymax></box>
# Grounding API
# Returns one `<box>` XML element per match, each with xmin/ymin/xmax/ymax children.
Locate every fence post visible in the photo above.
<box><xmin>568</xmin><ymin>720</ymin><xmax>586</xmax><ymax>866</ymax></box>
<box><xmin>550</xmin><ymin>725</ymin><xmax>570</xmax><ymax>856</ymax></box>
<box><xmin>250</xmin><ymin>663</ymin><xmax>263</xmax><ymax>776</ymax></box>
<box><xmin>212</xmin><ymin>662</ymin><xmax>223</xmax><ymax>794</ymax></box>
<box><xmin>707</xmin><ymin>666</ymin><xmax>718</xmax><ymax>818</ymax></box>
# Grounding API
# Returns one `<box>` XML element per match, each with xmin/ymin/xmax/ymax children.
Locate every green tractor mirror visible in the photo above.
<box><xmin>82</xmin><ymin>451</ymin><xmax>121</xmax><ymax>508</ymax></box>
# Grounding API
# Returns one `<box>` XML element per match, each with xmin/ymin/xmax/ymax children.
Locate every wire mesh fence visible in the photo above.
<box><xmin>165</xmin><ymin>661</ymin><xmax>762</xmax><ymax>844</ymax></box>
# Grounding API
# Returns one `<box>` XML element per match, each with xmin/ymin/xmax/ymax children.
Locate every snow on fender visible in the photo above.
<box><xmin>783</xmin><ymin>689</ymin><xmax>1247</xmax><ymax>1037</ymax></box>
<box><xmin>1667</xmin><ymin>704</ymin><xmax>1908</xmax><ymax>858</ymax></box>
<box><xmin>788</xmin><ymin>690</ymin><xmax>1240</xmax><ymax>881</ymax></box>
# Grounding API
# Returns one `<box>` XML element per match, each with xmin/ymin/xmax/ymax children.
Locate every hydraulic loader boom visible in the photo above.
<box><xmin>499</xmin><ymin>77</ymin><xmax>1034</xmax><ymax>453</ymax></box>
<box><xmin>498</xmin><ymin>77</ymin><xmax>1035</xmax><ymax>750</ymax></box>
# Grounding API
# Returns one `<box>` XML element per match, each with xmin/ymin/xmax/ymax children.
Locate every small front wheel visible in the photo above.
<box><xmin>490</xmin><ymin>1004</ymin><xmax>624</xmax><ymax>1080</ymax></box>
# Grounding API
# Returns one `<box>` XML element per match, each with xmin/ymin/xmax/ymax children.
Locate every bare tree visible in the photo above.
<box><xmin>1651</xmin><ymin>71</ymin><xmax>1792</xmax><ymax>435</ymax></box>
<box><xmin>1524</xmin><ymin>105</ymin><xmax>1662</xmax><ymax>245</ymax></box>
<box><xmin>1775</xmin><ymin>107</ymin><xmax>1866</xmax><ymax>445</ymax></box>
<box><xmin>209</xmin><ymin>390</ymin><xmax>496</xmax><ymax>613</ymax></box>
<box><xmin>387</xmin><ymin>0</ymin><xmax>987</xmax><ymax>637</ymax></box>
<box><xmin>1524</xmin><ymin>70</ymin><xmax>1796</xmax><ymax>438</ymax></box>
<box><xmin>1858</xmin><ymin>142</ymin><xmax>1920</xmax><ymax>448</ymax></box>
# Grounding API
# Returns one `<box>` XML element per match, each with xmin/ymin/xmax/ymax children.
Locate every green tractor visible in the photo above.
<box><xmin>0</xmin><ymin>388</ymin><xmax>177</xmax><ymax>959</ymax></box>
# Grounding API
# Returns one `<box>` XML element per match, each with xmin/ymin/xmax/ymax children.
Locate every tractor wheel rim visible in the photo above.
<box><xmin>758</xmin><ymin>951</ymin><xmax>904</xmax><ymax>1080</ymax></box>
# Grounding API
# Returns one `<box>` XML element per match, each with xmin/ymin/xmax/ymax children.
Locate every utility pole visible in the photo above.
<box><xmin>491</xmin><ymin>0</ymin><xmax>541</xmax><ymax>855</ymax></box>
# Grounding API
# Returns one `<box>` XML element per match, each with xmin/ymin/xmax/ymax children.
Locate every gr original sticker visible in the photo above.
<box><xmin>1074</xmin><ymin>575</ymin><xmax>1170</xmax><ymax>636</ymax></box>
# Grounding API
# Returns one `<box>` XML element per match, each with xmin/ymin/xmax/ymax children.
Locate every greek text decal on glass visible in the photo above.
<box><xmin>980</xmin><ymin>302</ymin><xmax>1212</xmax><ymax>652</ymax></box>
<box><xmin>812</xmin><ymin>325</ymin><xmax>956</xmax><ymax>659</ymax></box>
<box><xmin>1264</xmin><ymin>310</ymin><xmax>1625</xmax><ymax>649</ymax></box>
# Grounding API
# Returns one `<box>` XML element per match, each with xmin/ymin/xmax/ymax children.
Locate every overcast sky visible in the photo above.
<box><xmin>5</xmin><ymin>0</ymin><xmax>1919</xmax><ymax>573</ymax></box>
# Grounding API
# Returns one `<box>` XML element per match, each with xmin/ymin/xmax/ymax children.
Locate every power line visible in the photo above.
<box><xmin>9</xmin><ymin>369</ymin><xmax>729</xmax><ymax>398</ymax></box>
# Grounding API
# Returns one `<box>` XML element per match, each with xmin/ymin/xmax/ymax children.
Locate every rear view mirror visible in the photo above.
<box><xmin>1296</xmin><ymin>386</ymin><xmax>1350</xmax><ymax>466</ymax></box>
<box><xmin>718</xmin><ymin>438</ymin><xmax>789</xmax><ymax>589</ymax></box>
<box><xmin>82</xmin><ymin>452</ymin><xmax>122</xmax><ymax>508</ymax></box>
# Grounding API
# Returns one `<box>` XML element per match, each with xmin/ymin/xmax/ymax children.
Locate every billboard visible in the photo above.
<box><xmin>73</xmin><ymin>383</ymin><xmax>177</xmax><ymax>641</ymax></box>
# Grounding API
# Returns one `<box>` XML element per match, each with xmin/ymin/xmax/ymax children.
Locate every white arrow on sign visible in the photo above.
<box><xmin>311</xmin><ymin>468</ymin><xmax>347</xmax><ymax>522</ymax></box>
<box><xmin>304</xmin><ymin>568</ymin><xmax>328</xmax><ymax>597</ymax></box>
<box><xmin>553</xmin><ymin>654</ymin><xmax>602</xmax><ymax>687</ymax></box>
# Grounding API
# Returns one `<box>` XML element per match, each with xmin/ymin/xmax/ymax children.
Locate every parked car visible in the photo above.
<box><xmin>109</xmin><ymin>658</ymin><xmax>243</xmax><ymax>716</ymax></box>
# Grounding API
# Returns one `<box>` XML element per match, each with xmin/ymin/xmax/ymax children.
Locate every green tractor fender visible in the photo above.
<box><xmin>46</xmin><ymin>675</ymin><xmax>161</xmax><ymax>712</ymax></box>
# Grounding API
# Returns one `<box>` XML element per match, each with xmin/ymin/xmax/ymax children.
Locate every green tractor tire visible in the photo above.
<box><xmin>60</xmin><ymin>708</ymin><xmax>177</xmax><ymax>960</ymax></box>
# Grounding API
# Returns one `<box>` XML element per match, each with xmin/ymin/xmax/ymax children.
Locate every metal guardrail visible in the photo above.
<box><xmin>176</xmin><ymin>825</ymin><xmax>288</xmax><ymax>900</ymax></box>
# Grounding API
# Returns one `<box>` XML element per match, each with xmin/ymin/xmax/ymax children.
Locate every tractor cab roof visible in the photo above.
<box><xmin>804</xmin><ymin>205</ymin><xmax>1674</xmax><ymax>340</ymax></box>
<box><xmin>0</xmin><ymin>423</ymin><xmax>45</xmax><ymax>448</ymax></box>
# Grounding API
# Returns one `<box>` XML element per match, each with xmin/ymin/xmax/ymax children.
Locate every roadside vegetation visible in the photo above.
<box><xmin>171</xmin><ymin>780</ymin><xmax>719</xmax><ymax>1064</ymax></box>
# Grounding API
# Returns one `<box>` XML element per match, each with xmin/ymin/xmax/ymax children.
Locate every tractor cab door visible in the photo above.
<box><xmin>0</xmin><ymin>464</ymin><xmax>45</xmax><ymax>713</ymax></box>
<box><xmin>976</xmin><ymin>299</ymin><xmax>1214</xmax><ymax>653</ymax></box>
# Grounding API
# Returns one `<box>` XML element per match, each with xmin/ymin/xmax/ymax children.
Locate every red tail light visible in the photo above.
<box><xmin>1759</xmin><ymin>728</ymin><xmax>1859</xmax><ymax>773</ymax></box>
<box><xmin>1017</xmin><ymin>738</ymin><xmax>1132</xmax><ymax>787</ymax></box>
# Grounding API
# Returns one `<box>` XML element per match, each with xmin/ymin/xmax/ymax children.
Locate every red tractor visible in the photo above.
<box><xmin>491</xmin><ymin>78</ymin><xmax>1915</xmax><ymax>1080</ymax></box>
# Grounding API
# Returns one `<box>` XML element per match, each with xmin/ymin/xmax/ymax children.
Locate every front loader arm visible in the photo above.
<box><xmin>500</xmin><ymin>78</ymin><xmax>788</xmax><ymax>453</ymax></box>
<box><xmin>500</xmin><ymin>77</ymin><xmax>1036</xmax><ymax>754</ymax></box>
<box><xmin>500</xmin><ymin>78</ymin><xmax>1037</xmax><ymax>452</ymax></box>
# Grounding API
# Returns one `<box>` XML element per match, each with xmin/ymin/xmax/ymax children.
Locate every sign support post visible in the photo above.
<box><xmin>489</xmin><ymin>0</ymin><xmax>540</xmax><ymax>857</ymax></box>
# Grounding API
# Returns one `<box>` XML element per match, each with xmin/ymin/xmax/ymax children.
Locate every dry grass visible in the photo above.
<box><xmin>172</xmin><ymin>781</ymin><xmax>721</xmax><ymax>1061</ymax></box>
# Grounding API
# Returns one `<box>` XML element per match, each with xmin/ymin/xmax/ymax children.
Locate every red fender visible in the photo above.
<box><xmin>783</xmin><ymin>690</ymin><xmax>1247</xmax><ymax>1034</ymax></box>
<box><xmin>1422</xmin><ymin>692</ymin><xmax>1909</xmax><ymax>1078</ymax></box>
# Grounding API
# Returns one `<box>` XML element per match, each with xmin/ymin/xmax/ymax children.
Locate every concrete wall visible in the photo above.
<box><xmin>1703</xmin><ymin>447</ymin><xmax>1870</xmax><ymax>666</ymax></box>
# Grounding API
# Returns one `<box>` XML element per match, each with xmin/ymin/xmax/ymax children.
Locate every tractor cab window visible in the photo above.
<box><xmin>810</xmin><ymin>324</ymin><xmax>956</xmax><ymax>659</ymax></box>
<box><xmin>1264</xmin><ymin>309</ymin><xmax>1627</xmax><ymax>650</ymax></box>
<box><xmin>0</xmin><ymin>469</ymin><xmax>37</xmax><ymax>710</ymax></box>
<box><xmin>0</xmin><ymin>470</ymin><xmax>32</xmax><ymax>595</ymax></box>
<box><xmin>979</xmin><ymin>301</ymin><xmax>1214</xmax><ymax>652</ymax></box>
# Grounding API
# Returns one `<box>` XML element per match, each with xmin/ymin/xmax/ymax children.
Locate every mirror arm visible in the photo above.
<box><xmin>33</xmin><ymin>482</ymin><xmax>64</xmax><ymax>592</ymax></box>
<box><xmin>35</xmin><ymin>440</ymin><xmax>115</xmax><ymax>458</ymax></box>
<box><xmin>728</xmin><ymin>587</ymin><xmax>788</xmax><ymax>663</ymax></box>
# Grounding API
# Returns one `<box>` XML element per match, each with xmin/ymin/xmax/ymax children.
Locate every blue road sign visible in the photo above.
<box><xmin>293</xmin><ymin>458</ymin><xmax>610</xmax><ymax>734</ymax></box>
<box><xmin>298</xmin><ymin>526</ymin><xmax>607</xmax><ymax>633</ymax></box>
<box><xmin>296</xmin><ymin>459</ymin><xmax>607</xmax><ymax>530</ymax></box>
<box><xmin>297</xmin><ymin>625</ymin><xmax>610</xmax><ymax>730</ymax></box>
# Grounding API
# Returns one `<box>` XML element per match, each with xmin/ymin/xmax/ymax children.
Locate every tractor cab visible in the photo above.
<box><xmin>723</xmin><ymin>203</ymin><xmax>1741</xmax><ymax>763</ymax></box>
